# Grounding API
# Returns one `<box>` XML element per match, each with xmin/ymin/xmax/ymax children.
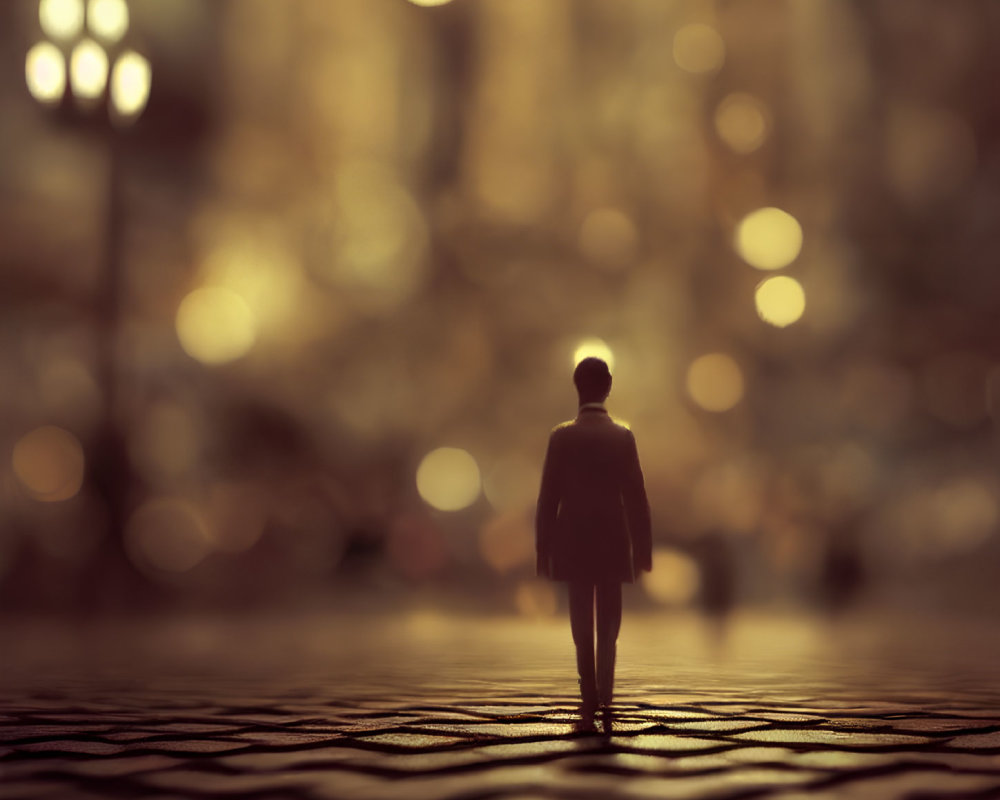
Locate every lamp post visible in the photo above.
<box><xmin>25</xmin><ymin>0</ymin><xmax>151</xmax><ymax>607</ymax></box>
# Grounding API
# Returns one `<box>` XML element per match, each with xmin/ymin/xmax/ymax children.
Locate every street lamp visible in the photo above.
<box><xmin>25</xmin><ymin>0</ymin><xmax>152</xmax><ymax>607</ymax></box>
<box><xmin>26</xmin><ymin>0</ymin><xmax>151</xmax><ymax>120</ymax></box>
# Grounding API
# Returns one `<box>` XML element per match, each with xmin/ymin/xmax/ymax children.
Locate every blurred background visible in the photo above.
<box><xmin>3</xmin><ymin>0</ymin><xmax>1000</xmax><ymax>626</ymax></box>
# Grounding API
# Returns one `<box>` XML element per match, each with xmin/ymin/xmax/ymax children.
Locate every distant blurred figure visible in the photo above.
<box><xmin>536</xmin><ymin>357</ymin><xmax>652</xmax><ymax>719</ymax></box>
<box><xmin>693</xmin><ymin>530</ymin><xmax>736</xmax><ymax>640</ymax></box>
<box><xmin>819</xmin><ymin>520</ymin><xmax>866</xmax><ymax>615</ymax></box>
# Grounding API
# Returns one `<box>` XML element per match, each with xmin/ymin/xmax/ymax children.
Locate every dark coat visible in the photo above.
<box><xmin>535</xmin><ymin>407</ymin><xmax>652</xmax><ymax>583</ymax></box>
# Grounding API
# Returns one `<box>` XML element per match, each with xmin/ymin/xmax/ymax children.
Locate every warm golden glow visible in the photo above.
<box><xmin>686</xmin><ymin>353</ymin><xmax>745</xmax><ymax>412</ymax></box>
<box><xmin>25</xmin><ymin>42</ymin><xmax>66</xmax><ymax>104</ymax></box>
<box><xmin>39</xmin><ymin>0</ymin><xmax>85</xmax><ymax>40</ymax></box>
<box><xmin>693</xmin><ymin>460</ymin><xmax>765</xmax><ymax>535</ymax></box>
<box><xmin>320</xmin><ymin>160</ymin><xmax>428</xmax><ymax>311</ymax></box>
<box><xmin>641</xmin><ymin>548</ymin><xmax>701</xmax><ymax>606</ymax></box>
<box><xmin>715</xmin><ymin>93</ymin><xmax>769</xmax><ymax>154</ymax></box>
<box><xmin>69</xmin><ymin>39</ymin><xmax>109</xmax><ymax>100</ymax></box>
<box><xmin>408</xmin><ymin>0</ymin><xmax>455</xmax><ymax>5</ymax></box>
<box><xmin>755</xmin><ymin>276</ymin><xmax>806</xmax><ymax>328</ymax></box>
<box><xmin>572</xmin><ymin>338</ymin><xmax>615</xmax><ymax>371</ymax></box>
<box><xmin>479</xmin><ymin>511</ymin><xmax>534</xmax><ymax>573</ymax></box>
<box><xmin>416</xmin><ymin>447</ymin><xmax>481</xmax><ymax>511</ymax></box>
<box><xmin>200</xmin><ymin>232</ymin><xmax>303</xmax><ymax>330</ymax></box>
<box><xmin>514</xmin><ymin>578</ymin><xmax>558</xmax><ymax>617</ymax></box>
<box><xmin>125</xmin><ymin>498</ymin><xmax>212</xmax><ymax>573</ymax></box>
<box><xmin>88</xmin><ymin>0</ymin><xmax>129</xmax><ymax>42</ymax></box>
<box><xmin>735</xmin><ymin>207</ymin><xmax>803</xmax><ymax>270</ymax></box>
<box><xmin>12</xmin><ymin>426</ymin><xmax>85</xmax><ymax>502</ymax></box>
<box><xmin>110</xmin><ymin>51</ymin><xmax>151</xmax><ymax>120</ymax></box>
<box><xmin>176</xmin><ymin>286</ymin><xmax>257</xmax><ymax>364</ymax></box>
<box><xmin>579</xmin><ymin>208</ymin><xmax>638</xmax><ymax>269</ymax></box>
<box><xmin>482</xmin><ymin>456</ymin><xmax>540</xmax><ymax>511</ymax></box>
<box><xmin>933</xmin><ymin>481</ymin><xmax>998</xmax><ymax>552</ymax></box>
<box><xmin>672</xmin><ymin>23</ymin><xmax>725</xmax><ymax>75</ymax></box>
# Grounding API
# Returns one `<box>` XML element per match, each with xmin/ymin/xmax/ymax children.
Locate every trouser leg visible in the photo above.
<box><xmin>568</xmin><ymin>581</ymin><xmax>596</xmax><ymax>708</ymax></box>
<box><xmin>595</xmin><ymin>581</ymin><xmax>622</xmax><ymax>706</ymax></box>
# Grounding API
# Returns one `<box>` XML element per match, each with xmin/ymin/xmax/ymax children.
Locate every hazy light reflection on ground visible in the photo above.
<box><xmin>4</xmin><ymin>611</ymin><xmax>1000</xmax><ymax>799</ymax></box>
<box><xmin>4</xmin><ymin>610</ymin><xmax>998</xmax><ymax>697</ymax></box>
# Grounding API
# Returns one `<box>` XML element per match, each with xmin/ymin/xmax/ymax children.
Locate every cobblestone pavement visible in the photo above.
<box><xmin>2</xmin><ymin>612</ymin><xmax>1000</xmax><ymax>799</ymax></box>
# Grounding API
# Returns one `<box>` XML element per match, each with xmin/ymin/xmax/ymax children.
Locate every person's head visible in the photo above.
<box><xmin>573</xmin><ymin>357</ymin><xmax>612</xmax><ymax>404</ymax></box>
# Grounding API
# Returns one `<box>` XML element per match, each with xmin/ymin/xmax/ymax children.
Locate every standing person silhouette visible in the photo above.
<box><xmin>536</xmin><ymin>357</ymin><xmax>652</xmax><ymax>717</ymax></box>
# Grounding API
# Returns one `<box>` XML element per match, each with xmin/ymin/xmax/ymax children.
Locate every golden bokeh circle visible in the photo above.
<box><xmin>673</xmin><ymin>24</ymin><xmax>725</xmax><ymax>75</ymax></box>
<box><xmin>416</xmin><ymin>447</ymin><xmax>482</xmax><ymax>511</ymax></box>
<box><xmin>641</xmin><ymin>548</ymin><xmax>701</xmax><ymax>605</ymax></box>
<box><xmin>715</xmin><ymin>92</ymin><xmax>769</xmax><ymax>154</ymax></box>
<box><xmin>735</xmin><ymin>207</ymin><xmax>803</xmax><ymax>270</ymax></box>
<box><xmin>12</xmin><ymin>426</ymin><xmax>85</xmax><ymax>502</ymax></box>
<box><xmin>755</xmin><ymin>275</ymin><xmax>806</xmax><ymax>328</ymax></box>
<box><xmin>176</xmin><ymin>286</ymin><xmax>257</xmax><ymax>364</ymax></box>
<box><xmin>686</xmin><ymin>353</ymin><xmax>745</xmax><ymax>412</ymax></box>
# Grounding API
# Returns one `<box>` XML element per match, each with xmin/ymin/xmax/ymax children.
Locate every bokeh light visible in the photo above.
<box><xmin>408</xmin><ymin>0</ymin><xmax>454</xmax><ymax>5</ymax></box>
<box><xmin>735</xmin><ymin>207</ymin><xmax>803</xmax><ymax>270</ymax></box>
<box><xmin>715</xmin><ymin>93</ymin><xmax>769</xmax><ymax>154</ymax></box>
<box><xmin>672</xmin><ymin>23</ymin><xmax>725</xmax><ymax>75</ymax></box>
<box><xmin>693</xmin><ymin>459</ymin><xmax>766</xmax><ymax>535</ymax></box>
<box><xmin>199</xmin><ymin>230</ymin><xmax>303</xmax><ymax>332</ymax></box>
<box><xmin>928</xmin><ymin>480</ymin><xmax>998</xmax><ymax>553</ymax></box>
<box><xmin>317</xmin><ymin>159</ymin><xmax>428</xmax><ymax>312</ymax></box>
<box><xmin>479</xmin><ymin>511</ymin><xmax>534</xmax><ymax>574</ymax></box>
<box><xmin>69</xmin><ymin>39</ymin><xmax>109</xmax><ymax>100</ymax></box>
<box><xmin>110</xmin><ymin>51</ymin><xmax>151</xmax><ymax>120</ymax></box>
<box><xmin>686</xmin><ymin>353</ymin><xmax>744</xmax><ymax>412</ymax></box>
<box><xmin>416</xmin><ymin>447</ymin><xmax>481</xmax><ymax>511</ymax></box>
<box><xmin>87</xmin><ymin>0</ymin><xmax>129</xmax><ymax>43</ymax></box>
<box><xmin>125</xmin><ymin>498</ymin><xmax>212</xmax><ymax>574</ymax></box>
<box><xmin>572</xmin><ymin>338</ymin><xmax>615</xmax><ymax>371</ymax></box>
<box><xmin>514</xmin><ymin>578</ymin><xmax>558</xmax><ymax>617</ymax></box>
<box><xmin>579</xmin><ymin>208</ymin><xmax>638</xmax><ymax>269</ymax></box>
<box><xmin>8</xmin><ymin>0</ymin><xmax>1000</xmax><ymax>632</ymax></box>
<box><xmin>12</xmin><ymin>426</ymin><xmax>85</xmax><ymax>502</ymax></box>
<box><xmin>25</xmin><ymin>42</ymin><xmax>66</xmax><ymax>104</ymax></box>
<box><xmin>39</xmin><ymin>0</ymin><xmax>84</xmax><ymax>40</ymax></box>
<box><xmin>482</xmin><ymin>455</ymin><xmax>540</xmax><ymax>512</ymax></box>
<box><xmin>755</xmin><ymin>276</ymin><xmax>806</xmax><ymax>328</ymax></box>
<box><xmin>176</xmin><ymin>286</ymin><xmax>257</xmax><ymax>365</ymax></box>
<box><xmin>641</xmin><ymin>548</ymin><xmax>701</xmax><ymax>606</ymax></box>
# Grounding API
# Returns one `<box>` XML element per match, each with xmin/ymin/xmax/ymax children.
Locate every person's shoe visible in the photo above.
<box><xmin>599</xmin><ymin>706</ymin><xmax>613</xmax><ymax>735</ymax></box>
<box><xmin>596</xmin><ymin>649</ymin><xmax>615</xmax><ymax>708</ymax></box>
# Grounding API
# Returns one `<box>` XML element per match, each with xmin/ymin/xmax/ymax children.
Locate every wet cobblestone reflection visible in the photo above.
<box><xmin>2</xmin><ymin>613</ymin><xmax>1000</xmax><ymax>799</ymax></box>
